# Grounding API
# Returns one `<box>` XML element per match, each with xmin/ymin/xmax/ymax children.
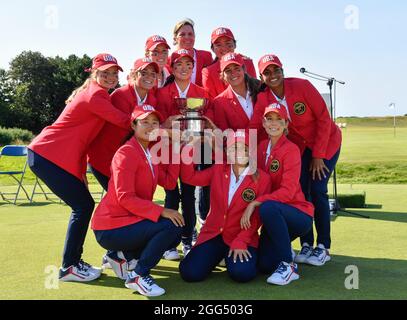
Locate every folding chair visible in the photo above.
<box><xmin>0</xmin><ymin>145</ymin><xmax>30</xmax><ymax>204</ymax></box>
<box><xmin>30</xmin><ymin>164</ymin><xmax>105</xmax><ymax>203</ymax></box>
<box><xmin>30</xmin><ymin>176</ymin><xmax>62</xmax><ymax>203</ymax></box>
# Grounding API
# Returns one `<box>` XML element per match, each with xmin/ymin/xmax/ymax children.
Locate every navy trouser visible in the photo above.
<box><xmin>300</xmin><ymin>148</ymin><xmax>340</xmax><ymax>249</ymax></box>
<box><xmin>179</xmin><ymin>235</ymin><xmax>258</xmax><ymax>283</ymax></box>
<box><xmin>258</xmin><ymin>201</ymin><xmax>313</xmax><ymax>274</ymax></box>
<box><xmin>165</xmin><ymin>180</ymin><xmax>196</xmax><ymax>246</ymax></box>
<box><xmin>198</xmin><ymin>165</ymin><xmax>211</xmax><ymax>221</ymax></box>
<box><xmin>89</xmin><ymin>165</ymin><xmax>109</xmax><ymax>192</ymax></box>
<box><xmin>94</xmin><ymin>218</ymin><xmax>182</xmax><ymax>277</ymax></box>
<box><xmin>28</xmin><ymin>149</ymin><xmax>95</xmax><ymax>268</ymax></box>
<box><xmin>198</xmin><ymin>141</ymin><xmax>212</xmax><ymax>221</ymax></box>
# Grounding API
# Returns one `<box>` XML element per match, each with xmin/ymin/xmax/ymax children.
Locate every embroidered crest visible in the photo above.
<box><xmin>270</xmin><ymin>159</ymin><xmax>280</xmax><ymax>173</ymax></box>
<box><xmin>294</xmin><ymin>102</ymin><xmax>306</xmax><ymax>115</ymax></box>
<box><xmin>242</xmin><ymin>188</ymin><xmax>256</xmax><ymax>203</ymax></box>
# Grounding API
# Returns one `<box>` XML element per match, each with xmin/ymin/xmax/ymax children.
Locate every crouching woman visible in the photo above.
<box><xmin>179</xmin><ymin>131</ymin><xmax>270</xmax><ymax>283</ymax></box>
<box><xmin>91</xmin><ymin>105</ymin><xmax>184</xmax><ymax>297</ymax></box>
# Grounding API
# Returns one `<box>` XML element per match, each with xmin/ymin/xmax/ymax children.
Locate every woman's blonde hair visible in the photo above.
<box><xmin>173</xmin><ymin>18</ymin><xmax>195</xmax><ymax>45</ymax></box>
<box><xmin>65</xmin><ymin>70</ymin><xmax>97</xmax><ymax>104</ymax></box>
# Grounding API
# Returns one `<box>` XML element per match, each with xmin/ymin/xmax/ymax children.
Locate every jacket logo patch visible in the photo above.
<box><xmin>270</xmin><ymin>159</ymin><xmax>280</xmax><ymax>173</ymax></box>
<box><xmin>294</xmin><ymin>102</ymin><xmax>306</xmax><ymax>115</ymax></box>
<box><xmin>242</xmin><ymin>188</ymin><xmax>256</xmax><ymax>203</ymax></box>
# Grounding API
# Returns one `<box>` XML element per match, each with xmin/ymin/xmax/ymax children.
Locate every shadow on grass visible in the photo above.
<box><xmin>17</xmin><ymin>202</ymin><xmax>60</xmax><ymax>207</ymax></box>
<box><xmin>154</xmin><ymin>255</ymin><xmax>407</xmax><ymax>300</ymax></box>
<box><xmin>74</xmin><ymin>255</ymin><xmax>407</xmax><ymax>300</ymax></box>
<box><xmin>336</xmin><ymin>210</ymin><xmax>407</xmax><ymax>223</ymax></box>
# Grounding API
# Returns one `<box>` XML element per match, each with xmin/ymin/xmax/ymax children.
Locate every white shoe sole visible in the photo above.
<box><xmin>294</xmin><ymin>255</ymin><xmax>312</xmax><ymax>264</ymax></box>
<box><xmin>59</xmin><ymin>272</ymin><xmax>100</xmax><ymax>282</ymax></box>
<box><xmin>125</xmin><ymin>282</ymin><xmax>165</xmax><ymax>297</ymax></box>
<box><xmin>307</xmin><ymin>255</ymin><xmax>331</xmax><ymax>266</ymax></box>
<box><xmin>163</xmin><ymin>253</ymin><xmax>180</xmax><ymax>261</ymax></box>
<box><xmin>105</xmin><ymin>256</ymin><xmax>127</xmax><ymax>280</ymax></box>
<box><xmin>267</xmin><ymin>273</ymin><xmax>300</xmax><ymax>286</ymax></box>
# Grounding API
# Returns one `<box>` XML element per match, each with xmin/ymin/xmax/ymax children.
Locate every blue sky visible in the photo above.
<box><xmin>1</xmin><ymin>0</ymin><xmax>406</xmax><ymax>117</ymax></box>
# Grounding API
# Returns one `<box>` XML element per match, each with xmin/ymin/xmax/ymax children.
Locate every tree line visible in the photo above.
<box><xmin>0</xmin><ymin>51</ymin><xmax>92</xmax><ymax>134</ymax></box>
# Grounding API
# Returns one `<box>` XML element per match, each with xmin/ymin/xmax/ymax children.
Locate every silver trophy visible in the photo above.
<box><xmin>175</xmin><ymin>97</ymin><xmax>207</xmax><ymax>140</ymax></box>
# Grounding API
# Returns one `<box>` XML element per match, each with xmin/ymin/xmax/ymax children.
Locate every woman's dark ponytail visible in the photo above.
<box><xmin>245</xmin><ymin>74</ymin><xmax>266</xmax><ymax>105</ymax></box>
<box><xmin>163</xmin><ymin>74</ymin><xmax>176</xmax><ymax>87</ymax></box>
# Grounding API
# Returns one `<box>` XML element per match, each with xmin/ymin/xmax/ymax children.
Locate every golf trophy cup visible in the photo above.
<box><xmin>175</xmin><ymin>97</ymin><xmax>208</xmax><ymax>140</ymax></box>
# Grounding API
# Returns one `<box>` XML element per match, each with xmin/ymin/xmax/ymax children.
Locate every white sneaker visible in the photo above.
<box><xmin>294</xmin><ymin>244</ymin><xmax>314</xmax><ymax>264</ymax></box>
<box><xmin>127</xmin><ymin>259</ymin><xmax>138</xmax><ymax>272</ymax></box>
<box><xmin>218</xmin><ymin>258</ymin><xmax>226</xmax><ymax>267</ymax></box>
<box><xmin>267</xmin><ymin>262</ymin><xmax>299</xmax><ymax>286</ymax></box>
<box><xmin>125</xmin><ymin>271</ymin><xmax>165</xmax><ymax>297</ymax></box>
<box><xmin>59</xmin><ymin>263</ymin><xmax>100</xmax><ymax>282</ymax></box>
<box><xmin>163</xmin><ymin>248</ymin><xmax>180</xmax><ymax>261</ymax></box>
<box><xmin>102</xmin><ymin>255</ymin><xmax>112</xmax><ymax>269</ymax></box>
<box><xmin>105</xmin><ymin>251</ymin><xmax>128</xmax><ymax>280</ymax></box>
<box><xmin>182</xmin><ymin>244</ymin><xmax>192</xmax><ymax>257</ymax></box>
<box><xmin>78</xmin><ymin>260</ymin><xmax>102</xmax><ymax>277</ymax></box>
<box><xmin>307</xmin><ymin>244</ymin><xmax>331</xmax><ymax>266</ymax></box>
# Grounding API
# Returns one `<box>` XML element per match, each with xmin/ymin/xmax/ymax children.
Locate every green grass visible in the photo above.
<box><xmin>1</xmin><ymin>184</ymin><xmax>406</xmax><ymax>300</ymax></box>
<box><xmin>335</xmin><ymin>126</ymin><xmax>407</xmax><ymax>183</ymax></box>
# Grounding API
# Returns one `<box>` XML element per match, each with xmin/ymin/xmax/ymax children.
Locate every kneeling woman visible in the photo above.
<box><xmin>91</xmin><ymin>105</ymin><xmax>184</xmax><ymax>297</ymax></box>
<box><xmin>241</xmin><ymin>104</ymin><xmax>314</xmax><ymax>286</ymax></box>
<box><xmin>179</xmin><ymin>131</ymin><xmax>270</xmax><ymax>283</ymax></box>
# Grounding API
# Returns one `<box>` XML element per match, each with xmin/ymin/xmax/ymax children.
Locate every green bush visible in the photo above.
<box><xmin>331</xmin><ymin>193</ymin><xmax>366</xmax><ymax>208</ymax></box>
<box><xmin>0</xmin><ymin>127</ymin><xmax>34</xmax><ymax>145</ymax></box>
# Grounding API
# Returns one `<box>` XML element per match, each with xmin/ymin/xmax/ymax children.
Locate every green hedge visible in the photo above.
<box><xmin>331</xmin><ymin>193</ymin><xmax>366</xmax><ymax>208</ymax></box>
<box><xmin>0</xmin><ymin>127</ymin><xmax>34</xmax><ymax>145</ymax></box>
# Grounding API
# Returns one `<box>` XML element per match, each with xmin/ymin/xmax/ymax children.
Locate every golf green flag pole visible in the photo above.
<box><xmin>389</xmin><ymin>103</ymin><xmax>396</xmax><ymax>137</ymax></box>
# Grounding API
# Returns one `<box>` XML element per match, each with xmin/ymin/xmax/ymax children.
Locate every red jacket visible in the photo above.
<box><xmin>28</xmin><ymin>81</ymin><xmax>130</xmax><ymax>181</ymax></box>
<box><xmin>251</xmin><ymin>78</ymin><xmax>342</xmax><ymax>159</ymax></box>
<box><xmin>168</xmin><ymin>49</ymin><xmax>213</xmax><ymax>87</ymax></box>
<box><xmin>87</xmin><ymin>84</ymin><xmax>157</xmax><ymax>177</ymax></box>
<box><xmin>256</xmin><ymin>135</ymin><xmax>314</xmax><ymax>217</ymax></box>
<box><xmin>91</xmin><ymin>137</ymin><xmax>180</xmax><ymax>231</ymax></box>
<box><xmin>155</xmin><ymin>82</ymin><xmax>213</xmax><ymax>121</ymax></box>
<box><xmin>213</xmin><ymin>85</ymin><xmax>265</xmax><ymax>137</ymax></box>
<box><xmin>202</xmin><ymin>54</ymin><xmax>257</xmax><ymax>99</ymax></box>
<box><xmin>181</xmin><ymin>157</ymin><xmax>271</xmax><ymax>250</ymax></box>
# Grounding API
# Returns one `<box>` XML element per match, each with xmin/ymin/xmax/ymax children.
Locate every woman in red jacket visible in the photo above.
<box><xmin>172</xmin><ymin>18</ymin><xmax>213</xmax><ymax>87</ymax></box>
<box><xmin>202</xmin><ymin>27</ymin><xmax>257</xmax><ymax>99</ymax></box>
<box><xmin>27</xmin><ymin>53</ymin><xmax>131</xmax><ymax>282</ymax></box>
<box><xmin>252</xmin><ymin>54</ymin><xmax>342</xmax><ymax>267</ymax></box>
<box><xmin>87</xmin><ymin>58</ymin><xmax>159</xmax><ymax>190</ymax></box>
<box><xmin>179</xmin><ymin>131</ymin><xmax>270</xmax><ymax>282</ymax></box>
<box><xmin>213</xmin><ymin>52</ymin><xmax>262</xmax><ymax>133</ymax></box>
<box><xmin>144</xmin><ymin>35</ymin><xmax>171</xmax><ymax>89</ymax></box>
<box><xmin>241</xmin><ymin>103</ymin><xmax>314</xmax><ymax>286</ymax></box>
<box><xmin>156</xmin><ymin>49</ymin><xmax>212</xmax><ymax>260</ymax></box>
<box><xmin>92</xmin><ymin>104</ymin><xmax>184</xmax><ymax>297</ymax></box>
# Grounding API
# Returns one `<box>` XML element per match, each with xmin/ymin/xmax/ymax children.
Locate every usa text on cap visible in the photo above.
<box><xmin>170</xmin><ymin>49</ymin><xmax>194</xmax><ymax>65</ymax></box>
<box><xmin>86</xmin><ymin>53</ymin><xmax>123</xmax><ymax>72</ymax></box>
<box><xmin>145</xmin><ymin>35</ymin><xmax>171</xmax><ymax>51</ymax></box>
<box><xmin>263</xmin><ymin>103</ymin><xmax>288</xmax><ymax>120</ymax></box>
<box><xmin>220</xmin><ymin>53</ymin><xmax>244</xmax><ymax>72</ymax></box>
<box><xmin>211</xmin><ymin>27</ymin><xmax>235</xmax><ymax>44</ymax></box>
<box><xmin>131</xmin><ymin>104</ymin><xmax>164</xmax><ymax>123</ymax></box>
<box><xmin>133</xmin><ymin>58</ymin><xmax>160</xmax><ymax>73</ymax></box>
<box><xmin>258</xmin><ymin>54</ymin><xmax>283</xmax><ymax>74</ymax></box>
